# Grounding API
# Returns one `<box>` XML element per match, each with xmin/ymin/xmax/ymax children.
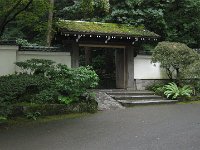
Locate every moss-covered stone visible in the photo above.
<box><xmin>57</xmin><ymin>20</ymin><xmax>159</xmax><ymax>37</ymax></box>
<box><xmin>10</xmin><ymin>101</ymin><xmax>98</xmax><ymax>118</ymax></box>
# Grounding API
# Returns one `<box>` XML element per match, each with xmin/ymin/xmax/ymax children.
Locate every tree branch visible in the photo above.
<box><xmin>2</xmin><ymin>0</ymin><xmax>23</xmax><ymax>25</ymax></box>
<box><xmin>0</xmin><ymin>0</ymin><xmax>33</xmax><ymax>37</ymax></box>
<box><xmin>5</xmin><ymin>0</ymin><xmax>34</xmax><ymax>24</ymax></box>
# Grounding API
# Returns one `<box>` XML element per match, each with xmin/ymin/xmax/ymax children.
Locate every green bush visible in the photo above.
<box><xmin>50</xmin><ymin>64</ymin><xmax>99</xmax><ymax>101</ymax></box>
<box><xmin>15</xmin><ymin>59</ymin><xmax>55</xmax><ymax>75</ymax></box>
<box><xmin>0</xmin><ymin>59</ymin><xmax>99</xmax><ymax>117</ymax></box>
<box><xmin>32</xmin><ymin>89</ymin><xmax>59</xmax><ymax>104</ymax></box>
<box><xmin>0</xmin><ymin>101</ymin><xmax>12</xmax><ymax>118</ymax></box>
<box><xmin>0</xmin><ymin>74</ymin><xmax>51</xmax><ymax>103</ymax></box>
<box><xmin>147</xmin><ymin>82</ymin><xmax>166</xmax><ymax>96</ymax></box>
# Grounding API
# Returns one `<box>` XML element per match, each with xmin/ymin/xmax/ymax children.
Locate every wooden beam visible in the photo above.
<box><xmin>79</xmin><ymin>44</ymin><xmax>125</xmax><ymax>49</ymax></box>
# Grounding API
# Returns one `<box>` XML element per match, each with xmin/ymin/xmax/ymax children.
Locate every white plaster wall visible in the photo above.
<box><xmin>0</xmin><ymin>45</ymin><xmax>18</xmax><ymax>76</ymax></box>
<box><xmin>16</xmin><ymin>51</ymin><xmax>71</xmax><ymax>71</ymax></box>
<box><xmin>134</xmin><ymin>55</ymin><xmax>168</xmax><ymax>79</ymax></box>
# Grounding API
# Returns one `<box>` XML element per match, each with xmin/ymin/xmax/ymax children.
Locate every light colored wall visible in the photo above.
<box><xmin>16</xmin><ymin>51</ymin><xmax>71</xmax><ymax>71</ymax></box>
<box><xmin>0</xmin><ymin>45</ymin><xmax>18</xmax><ymax>76</ymax></box>
<box><xmin>134</xmin><ymin>55</ymin><xmax>168</xmax><ymax>79</ymax></box>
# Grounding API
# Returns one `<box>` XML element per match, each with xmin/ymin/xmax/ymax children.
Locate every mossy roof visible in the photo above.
<box><xmin>57</xmin><ymin>20</ymin><xmax>159</xmax><ymax>38</ymax></box>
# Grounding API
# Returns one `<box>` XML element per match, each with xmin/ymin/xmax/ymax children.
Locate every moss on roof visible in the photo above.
<box><xmin>57</xmin><ymin>20</ymin><xmax>159</xmax><ymax>37</ymax></box>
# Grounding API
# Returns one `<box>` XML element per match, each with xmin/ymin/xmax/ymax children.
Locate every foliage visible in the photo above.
<box><xmin>164</xmin><ymin>82</ymin><xmax>193</xmax><ymax>100</ymax></box>
<box><xmin>0</xmin><ymin>59</ymin><xmax>99</xmax><ymax>117</ymax></box>
<box><xmin>181</xmin><ymin>58</ymin><xmax>200</xmax><ymax>94</ymax></box>
<box><xmin>152</xmin><ymin>41</ymin><xmax>199</xmax><ymax>80</ymax></box>
<box><xmin>0</xmin><ymin>0</ymin><xmax>33</xmax><ymax>37</ymax></box>
<box><xmin>79</xmin><ymin>92</ymin><xmax>98</xmax><ymax>113</ymax></box>
<box><xmin>147</xmin><ymin>82</ymin><xmax>166</xmax><ymax>96</ymax></box>
<box><xmin>55</xmin><ymin>0</ymin><xmax>110</xmax><ymax>20</ymax></box>
<box><xmin>182</xmin><ymin>58</ymin><xmax>200</xmax><ymax>79</ymax></box>
<box><xmin>0</xmin><ymin>74</ymin><xmax>51</xmax><ymax>103</ymax></box>
<box><xmin>0</xmin><ymin>102</ymin><xmax>12</xmax><ymax>118</ymax></box>
<box><xmin>58</xmin><ymin>95</ymin><xmax>73</xmax><ymax>105</ymax></box>
<box><xmin>57</xmin><ymin>0</ymin><xmax>200</xmax><ymax>47</ymax></box>
<box><xmin>50</xmin><ymin>64</ymin><xmax>99</xmax><ymax>101</ymax></box>
<box><xmin>0</xmin><ymin>116</ymin><xmax>7</xmax><ymax>122</ymax></box>
<box><xmin>81</xmin><ymin>0</ymin><xmax>94</xmax><ymax>18</ymax></box>
<box><xmin>25</xmin><ymin>111</ymin><xmax>41</xmax><ymax>120</ymax></box>
<box><xmin>32</xmin><ymin>89</ymin><xmax>59</xmax><ymax>104</ymax></box>
<box><xmin>16</xmin><ymin>38</ymin><xmax>38</xmax><ymax>46</ymax></box>
<box><xmin>15</xmin><ymin>59</ymin><xmax>55</xmax><ymax>75</ymax></box>
<box><xmin>1</xmin><ymin>0</ymin><xmax>200</xmax><ymax>47</ymax></box>
<box><xmin>164</xmin><ymin>0</ymin><xmax>200</xmax><ymax>47</ymax></box>
<box><xmin>1</xmin><ymin>0</ymin><xmax>49</xmax><ymax>45</ymax></box>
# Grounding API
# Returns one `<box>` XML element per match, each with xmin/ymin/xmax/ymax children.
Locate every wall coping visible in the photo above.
<box><xmin>0</xmin><ymin>45</ymin><xmax>19</xmax><ymax>51</ymax></box>
<box><xmin>135</xmin><ymin>55</ymin><xmax>152</xmax><ymax>59</ymax></box>
<box><xmin>17</xmin><ymin>51</ymin><xmax>71</xmax><ymax>56</ymax></box>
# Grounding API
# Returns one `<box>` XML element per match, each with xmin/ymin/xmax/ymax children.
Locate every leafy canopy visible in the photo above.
<box><xmin>152</xmin><ymin>41</ymin><xmax>199</xmax><ymax>79</ymax></box>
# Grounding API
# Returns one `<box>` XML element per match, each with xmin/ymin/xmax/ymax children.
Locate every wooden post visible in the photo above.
<box><xmin>85</xmin><ymin>47</ymin><xmax>92</xmax><ymax>65</ymax></box>
<box><xmin>71</xmin><ymin>42</ymin><xmax>79</xmax><ymax>68</ymax></box>
<box><xmin>115</xmin><ymin>49</ymin><xmax>125</xmax><ymax>89</ymax></box>
<box><xmin>125</xmin><ymin>46</ymin><xmax>136</xmax><ymax>90</ymax></box>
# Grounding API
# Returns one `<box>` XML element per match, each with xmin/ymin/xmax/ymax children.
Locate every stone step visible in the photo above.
<box><xmin>106</xmin><ymin>91</ymin><xmax>155</xmax><ymax>96</ymax></box>
<box><xmin>118</xmin><ymin>99</ymin><xmax>178</xmax><ymax>107</ymax></box>
<box><xmin>110</xmin><ymin>95</ymin><xmax>163</xmax><ymax>100</ymax></box>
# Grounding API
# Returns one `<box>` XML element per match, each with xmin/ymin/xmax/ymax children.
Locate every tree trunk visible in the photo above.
<box><xmin>46</xmin><ymin>0</ymin><xmax>54</xmax><ymax>47</ymax></box>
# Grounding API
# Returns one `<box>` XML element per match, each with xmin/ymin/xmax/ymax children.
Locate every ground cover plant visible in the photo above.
<box><xmin>151</xmin><ymin>41</ymin><xmax>200</xmax><ymax>99</ymax></box>
<box><xmin>148</xmin><ymin>82</ymin><xmax>193</xmax><ymax>101</ymax></box>
<box><xmin>0</xmin><ymin>59</ymin><xmax>99</xmax><ymax>121</ymax></box>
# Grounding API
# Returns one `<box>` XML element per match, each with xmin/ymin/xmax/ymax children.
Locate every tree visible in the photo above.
<box><xmin>152</xmin><ymin>41</ymin><xmax>199</xmax><ymax>80</ymax></box>
<box><xmin>164</xmin><ymin>0</ymin><xmax>200</xmax><ymax>47</ymax></box>
<box><xmin>1</xmin><ymin>0</ymin><xmax>49</xmax><ymax>45</ymax></box>
<box><xmin>55</xmin><ymin>0</ymin><xmax>110</xmax><ymax>20</ymax></box>
<box><xmin>46</xmin><ymin>0</ymin><xmax>54</xmax><ymax>47</ymax></box>
<box><xmin>0</xmin><ymin>0</ymin><xmax>33</xmax><ymax>37</ymax></box>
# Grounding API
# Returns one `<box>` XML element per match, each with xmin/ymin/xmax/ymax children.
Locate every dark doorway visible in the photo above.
<box><xmin>80</xmin><ymin>47</ymin><xmax>123</xmax><ymax>89</ymax></box>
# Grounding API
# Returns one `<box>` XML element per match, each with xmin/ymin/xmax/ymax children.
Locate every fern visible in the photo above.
<box><xmin>164</xmin><ymin>83</ymin><xmax>193</xmax><ymax>100</ymax></box>
<box><xmin>179</xmin><ymin>85</ymin><xmax>193</xmax><ymax>97</ymax></box>
<box><xmin>164</xmin><ymin>82</ymin><xmax>179</xmax><ymax>99</ymax></box>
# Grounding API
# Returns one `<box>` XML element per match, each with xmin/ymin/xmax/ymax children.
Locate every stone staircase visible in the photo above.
<box><xmin>104</xmin><ymin>90</ymin><xmax>178</xmax><ymax>107</ymax></box>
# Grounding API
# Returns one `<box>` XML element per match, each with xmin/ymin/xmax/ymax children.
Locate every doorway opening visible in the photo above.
<box><xmin>79</xmin><ymin>47</ymin><xmax>124</xmax><ymax>89</ymax></box>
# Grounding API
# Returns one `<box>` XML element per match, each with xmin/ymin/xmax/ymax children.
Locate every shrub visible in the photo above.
<box><xmin>15</xmin><ymin>59</ymin><xmax>55</xmax><ymax>75</ymax></box>
<box><xmin>182</xmin><ymin>59</ymin><xmax>200</xmax><ymax>94</ymax></box>
<box><xmin>0</xmin><ymin>101</ymin><xmax>12</xmax><ymax>118</ymax></box>
<box><xmin>32</xmin><ymin>89</ymin><xmax>59</xmax><ymax>104</ymax></box>
<box><xmin>147</xmin><ymin>82</ymin><xmax>166</xmax><ymax>96</ymax></box>
<box><xmin>164</xmin><ymin>82</ymin><xmax>193</xmax><ymax>100</ymax></box>
<box><xmin>152</xmin><ymin>41</ymin><xmax>198</xmax><ymax>81</ymax></box>
<box><xmin>0</xmin><ymin>59</ymin><xmax>99</xmax><ymax>117</ymax></box>
<box><xmin>50</xmin><ymin>64</ymin><xmax>99</xmax><ymax>101</ymax></box>
<box><xmin>0</xmin><ymin>74</ymin><xmax>51</xmax><ymax>103</ymax></box>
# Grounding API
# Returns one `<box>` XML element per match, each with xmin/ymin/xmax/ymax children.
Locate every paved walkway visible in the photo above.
<box><xmin>1</xmin><ymin>104</ymin><xmax>200</xmax><ymax>150</ymax></box>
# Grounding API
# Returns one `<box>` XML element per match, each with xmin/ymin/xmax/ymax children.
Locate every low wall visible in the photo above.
<box><xmin>0</xmin><ymin>45</ymin><xmax>71</xmax><ymax>76</ymax></box>
<box><xmin>0</xmin><ymin>45</ymin><xmax>18</xmax><ymax>76</ymax></box>
<box><xmin>17</xmin><ymin>51</ymin><xmax>71</xmax><ymax>68</ymax></box>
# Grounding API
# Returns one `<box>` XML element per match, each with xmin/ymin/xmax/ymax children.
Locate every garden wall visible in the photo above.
<box><xmin>134</xmin><ymin>55</ymin><xmax>168</xmax><ymax>79</ymax></box>
<box><xmin>0</xmin><ymin>45</ymin><xmax>71</xmax><ymax>76</ymax></box>
<box><xmin>16</xmin><ymin>51</ymin><xmax>71</xmax><ymax>71</ymax></box>
<box><xmin>134</xmin><ymin>55</ymin><xmax>168</xmax><ymax>90</ymax></box>
<box><xmin>0</xmin><ymin>45</ymin><xmax>18</xmax><ymax>76</ymax></box>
